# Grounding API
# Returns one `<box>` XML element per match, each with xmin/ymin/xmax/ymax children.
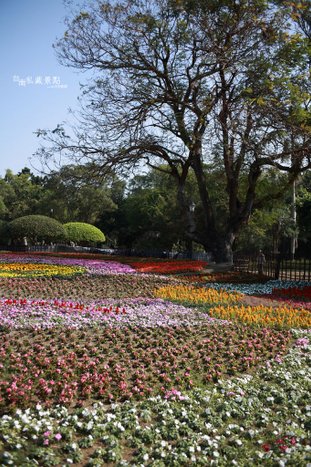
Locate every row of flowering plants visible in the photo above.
<box><xmin>0</xmin><ymin>252</ymin><xmax>310</xmax><ymax>465</ymax></box>
<box><xmin>200</xmin><ymin>279</ymin><xmax>311</xmax><ymax>310</ymax></box>
<box><xmin>0</xmin><ymin>253</ymin><xmax>137</xmax><ymax>276</ymax></box>
<box><xmin>0</xmin><ymin>262</ymin><xmax>85</xmax><ymax>278</ymax></box>
<box><xmin>209</xmin><ymin>304</ymin><xmax>311</xmax><ymax>329</ymax></box>
<box><xmin>125</xmin><ymin>259</ymin><xmax>208</xmax><ymax>274</ymax></box>
<box><xmin>155</xmin><ymin>284</ymin><xmax>243</xmax><ymax>306</ymax></box>
<box><xmin>0</xmin><ymin>312</ymin><xmax>292</xmax><ymax>410</ymax></box>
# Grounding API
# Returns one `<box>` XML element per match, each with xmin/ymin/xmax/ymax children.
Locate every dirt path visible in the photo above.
<box><xmin>242</xmin><ymin>295</ymin><xmax>292</xmax><ymax>308</ymax></box>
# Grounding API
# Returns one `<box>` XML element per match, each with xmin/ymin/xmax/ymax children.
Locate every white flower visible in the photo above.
<box><xmin>86</xmin><ymin>421</ymin><xmax>94</xmax><ymax>431</ymax></box>
<box><xmin>107</xmin><ymin>413</ymin><xmax>116</xmax><ymax>422</ymax></box>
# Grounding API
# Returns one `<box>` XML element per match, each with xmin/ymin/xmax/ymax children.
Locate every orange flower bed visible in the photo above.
<box><xmin>127</xmin><ymin>260</ymin><xmax>208</xmax><ymax>274</ymax></box>
<box><xmin>209</xmin><ymin>304</ymin><xmax>311</xmax><ymax>329</ymax></box>
<box><xmin>155</xmin><ymin>284</ymin><xmax>242</xmax><ymax>305</ymax></box>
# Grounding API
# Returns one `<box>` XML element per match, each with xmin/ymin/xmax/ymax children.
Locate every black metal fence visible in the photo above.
<box><xmin>0</xmin><ymin>244</ymin><xmax>211</xmax><ymax>261</ymax></box>
<box><xmin>233</xmin><ymin>253</ymin><xmax>311</xmax><ymax>281</ymax></box>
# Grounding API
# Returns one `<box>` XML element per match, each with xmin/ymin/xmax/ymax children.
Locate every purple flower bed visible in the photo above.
<box><xmin>0</xmin><ymin>254</ymin><xmax>136</xmax><ymax>275</ymax></box>
<box><xmin>0</xmin><ymin>297</ymin><xmax>226</xmax><ymax>330</ymax></box>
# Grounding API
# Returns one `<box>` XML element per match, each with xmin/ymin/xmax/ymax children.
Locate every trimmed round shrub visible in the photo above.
<box><xmin>63</xmin><ymin>222</ymin><xmax>105</xmax><ymax>246</ymax></box>
<box><xmin>9</xmin><ymin>215</ymin><xmax>67</xmax><ymax>244</ymax></box>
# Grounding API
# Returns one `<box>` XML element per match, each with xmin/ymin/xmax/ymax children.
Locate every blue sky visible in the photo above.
<box><xmin>0</xmin><ymin>0</ymin><xmax>84</xmax><ymax>176</ymax></box>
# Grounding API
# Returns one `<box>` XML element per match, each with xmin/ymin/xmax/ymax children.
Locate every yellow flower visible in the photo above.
<box><xmin>154</xmin><ymin>285</ymin><xmax>242</xmax><ymax>305</ymax></box>
<box><xmin>209</xmin><ymin>305</ymin><xmax>311</xmax><ymax>329</ymax></box>
<box><xmin>0</xmin><ymin>263</ymin><xmax>85</xmax><ymax>278</ymax></box>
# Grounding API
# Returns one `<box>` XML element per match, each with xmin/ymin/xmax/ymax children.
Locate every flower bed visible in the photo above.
<box><xmin>209</xmin><ymin>304</ymin><xmax>311</xmax><ymax>329</ymax></box>
<box><xmin>204</xmin><ymin>279</ymin><xmax>311</xmax><ymax>295</ymax></box>
<box><xmin>0</xmin><ymin>254</ymin><xmax>136</xmax><ymax>275</ymax></box>
<box><xmin>270</xmin><ymin>285</ymin><xmax>311</xmax><ymax>300</ymax></box>
<box><xmin>155</xmin><ymin>284</ymin><xmax>242</xmax><ymax>306</ymax></box>
<box><xmin>127</xmin><ymin>259</ymin><xmax>208</xmax><ymax>274</ymax></box>
<box><xmin>180</xmin><ymin>271</ymin><xmax>267</xmax><ymax>284</ymax></box>
<box><xmin>0</xmin><ymin>319</ymin><xmax>291</xmax><ymax>412</ymax></box>
<box><xmin>0</xmin><ymin>274</ymin><xmax>177</xmax><ymax>301</ymax></box>
<box><xmin>0</xmin><ymin>262</ymin><xmax>85</xmax><ymax>278</ymax></box>
<box><xmin>0</xmin><ymin>297</ymin><xmax>223</xmax><ymax>330</ymax></box>
<box><xmin>0</xmin><ymin>330</ymin><xmax>309</xmax><ymax>466</ymax></box>
<box><xmin>0</xmin><ymin>253</ymin><xmax>310</xmax><ymax>465</ymax></box>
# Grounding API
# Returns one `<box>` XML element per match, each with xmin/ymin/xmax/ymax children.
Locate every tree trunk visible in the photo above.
<box><xmin>207</xmin><ymin>232</ymin><xmax>235</xmax><ymax>264</ymax></box>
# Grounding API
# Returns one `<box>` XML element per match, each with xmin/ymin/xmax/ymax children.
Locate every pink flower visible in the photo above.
<box><xmin>295</xmin><ymin>337</ymin><xmax>309</xmax><ymax>348</ymax></box>
<box><xmin>54</xmin><ymin>433</ymin><xmax>62</xmax><ymax>441</ymax></box>
<box><xmin>290</xmin><ymin>437</ymin><xmax>297</xmax><ymax>446</ymax></box>
<box><xmin>164</xmin><ymin>388</ymin><xmax>185</xmax><ymax>401</ymax></box>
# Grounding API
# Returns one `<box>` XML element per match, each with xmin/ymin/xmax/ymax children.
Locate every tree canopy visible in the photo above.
<box><xmin>36</xmin><ymin>0</ymin><xmax>311</xmax><ymax>261</ymax></box>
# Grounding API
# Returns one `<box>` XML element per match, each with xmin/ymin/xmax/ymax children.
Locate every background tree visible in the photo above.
<box><xmin>0</xmin><ymin>168</ymin><xmax>45</xmax><ymax>221</ymax></box>
<box><xmin>36</xmin><ymin>0</ymin><xmax>311</xmax><ymax>261</ymax></box>
<box><xmin>115</xmin><ymin>169</ymin><xmax>184</xmax><ymax>250</ymax></box>
<box><xmin>296</xmin><ymin>170</ymin><xmax>311</xmax><ymax>257</ymax></box>
<box><xmin>37</xmin><ymin>164</ymin><xmax>121</xmax><ymax>224</ymax></box>
<box><xmin>0</xmin><ymin>220</ymin><xmax>10</xmax><ymax>246</ymax></box>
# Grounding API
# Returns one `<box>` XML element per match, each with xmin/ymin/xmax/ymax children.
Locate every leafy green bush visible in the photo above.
<box><xmin>9</xmin><ymin>215</ymin><xmax>67</xmax><ymax>244</ymax></box>
<box><xmin>63</xmin><ymin>222</ymin><xmax>105</xmax><ymax>246</ymax></box>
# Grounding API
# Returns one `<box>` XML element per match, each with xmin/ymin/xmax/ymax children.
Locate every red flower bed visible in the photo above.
<box><xmin>271</xmin><ymin>286</ymin><xmax>311</xmax><ymax>301</ymax></box>
<box><xmin>127</xmin><ymin>260</ymin><xmax>208</xmax><ymax>274</ymax></box>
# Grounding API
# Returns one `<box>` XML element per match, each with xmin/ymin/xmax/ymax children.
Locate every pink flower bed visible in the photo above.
<box><xmin>0</xmin><ymin>254</ymin><xmax>136</xmax><ymax>275</ymax></box>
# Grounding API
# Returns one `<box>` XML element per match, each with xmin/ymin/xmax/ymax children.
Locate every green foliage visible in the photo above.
<box><xmin>0</xmin><ymin>220</ymin><xmax>10</xmax><ymax>245</ymax></box>
<box><xmin>0</xmin><ymin>166</ymin><xmax>123</xmax><ymax>227</ymax></box>
<box><xmin>0</xmin><ymin>168</ymin><xmax>45</xmax><ymax>221</ymax></box>
<box><xmin>114</xmin><ymin>167</ymin><xmax>186</xmax><ymax>250</ymax></box>
<box><xmin>63</xmin><ymin>222</ymin><xmax>105</xmax><ymax>245</ymax></box>
<box><xmin>38</xmin><ymin>164</ymin><xmax>121</xmax><ymax>224</ymax></box>
<box><xmin>9</xmin><ymin>215</ymin><xmax>67</xmax><ymax>244</ymax></box>
<box><xmin>297</xmin><ymin>171</ymin><xmax>311</xmax><ymax>254</ymax></box>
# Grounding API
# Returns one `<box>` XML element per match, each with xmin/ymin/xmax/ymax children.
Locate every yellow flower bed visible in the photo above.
<box><xmin>0</xmin><ymin>263</ymin><xmax>85</xmax><ymax>278</ymax></box>
<box><xmin>154</xmin><ymin>285</ymin><xmax>242</xmax><ymax>305</ymax></box>
<box><xmin>209</xmin><ymin>305</ymin><xmax>311</xmax><ymax>329</ymax></box>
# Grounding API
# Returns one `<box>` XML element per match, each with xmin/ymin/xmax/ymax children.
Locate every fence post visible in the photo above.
<box><xmin>274</xmin><ymin>253</ymin><xmax>281</xmax><ymax>280</ymax></box>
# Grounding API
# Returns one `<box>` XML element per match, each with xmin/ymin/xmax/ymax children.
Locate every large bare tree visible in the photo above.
<box><xmin>36</xmin><ymin>0</ymin><xmax>311</xmax><ymax>261</ymax></box>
